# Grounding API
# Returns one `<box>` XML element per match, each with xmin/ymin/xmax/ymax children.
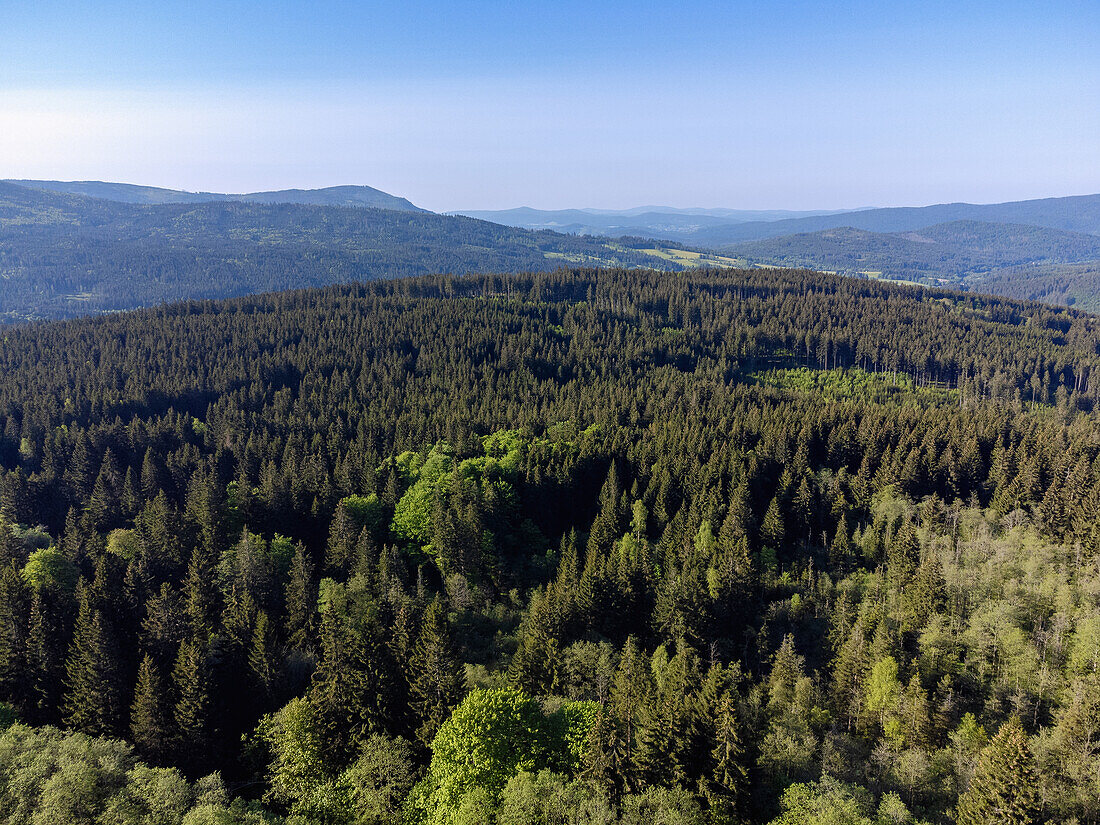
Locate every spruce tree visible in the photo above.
<box><xmin>956</xmin><ymin>716</ymin><xmax>1041</xmax><ymax>825</ymax></box>
<box><xmin>131</xmin><ymin>653</ymin><xmax>171</xmax><ymax>764</ymax></box>
<box><xmin>283</xmin><ymin>542</ymin><xmax>314</xmax><ymax>652</ymax></box>
<box><xmin>409</xmin><ymin>596</ymin><xmax>464</xmax><ymax>746</ymax></box>
<box><xmin>248</xmin><ymin>610</ymin><xmax>277</xmax><ymax>702</ymax></box>
<box><xmin>26</xmin><ymin>588</ymin><xmax>65</xmax><ymax>723</ymax></box>
<box><xmin>62</xmin><ymin>587</ymin><xmax>122</xmax><ymax>736</ymax></box>
<box><xmin>172</xmin><ymin>637</ymin><xmax>212</xmax><ymax>774</ymax></box>
<box><xmin>0</xmin><ymin>563</ymin><xmax>28</xmax><ymax>707</ymax></box>
<box><xmin>707</xmin><ymin>691</ymin><xmax>746</xmax><ymax>821</ymax></box>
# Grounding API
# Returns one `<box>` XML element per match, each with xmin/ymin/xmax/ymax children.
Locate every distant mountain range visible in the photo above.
<box><xmin>461</xmin><ymin>194</ymin><xmax>1100</xmax><ymax>311</ymax></box>
<box><xmin>453</xmin><ymin>206</ymin><xmax>865</xmax><ymax>238</ymax></box>
<box><xmin>5</xmin><ymin>178</ymin><xmax>1100</xmax><ymax>318</ymax></box>
<box><xmin>458</xmin><ymin>194</ymin><xmax>1100</xmax><ymax>244</ymax></box>
<box><xmin>724</xmin><ymin>220</ymin><xmax>1100</xmax><ymax>280</ymax></box>
<box><xmin>4</xmin><ymin>179</ymin><xmax>427</xmax><ymax>212</ymax></box>
<box><xmin>0</xmin><ymin>181</ymin><xmax>725</xmax><ymax>322</ymax></box>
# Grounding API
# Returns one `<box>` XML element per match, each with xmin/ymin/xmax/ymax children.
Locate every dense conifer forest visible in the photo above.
<box><xmin>2</xmin><ymin>266</ymin><xmax>1100</xmax><ymax>824</ymax></box>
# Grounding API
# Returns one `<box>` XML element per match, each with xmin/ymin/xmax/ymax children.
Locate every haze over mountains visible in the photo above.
<box><xmin>5</xmin><ymin>179</ymin><xmax>426</xmax><ymax>212</ymax></box>
<box><xmin>0</xmin><ymin>180</ymin><xmax>732</xmax><ymax>322</ymax></box>
<box><xmin>453</xmin><ymin>206</ymin><xmax>865</xmax><ymax>237</ymax></box>
<box><xmin>4</xmin><ymin>178</ymin><xmax>1100</xmax><ymax>320</ymax></box>
<box><xmin>461</xmin><ymin>194</ymin><xmax>1100</xmax><ymax>244</ymax></box>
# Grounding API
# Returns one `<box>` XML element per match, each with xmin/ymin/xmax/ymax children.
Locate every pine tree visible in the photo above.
<box><xmin>310</xmin><ymin>599</ymin><xmax>399</xmax><ymax>765</ymax></box>
<box><xmin>131</xmin><ymin>653</ymin><xmax>171</xmax><ymax>764</ymax></box>
<box><xmin>184</xmin><ymin>545</ymin><xmax>219</xmax><ymax>638</ymax></box>
<box><xmin>829</xmin><ymin>513</ymin><xmax>854</xmax><ymax>573</ymax></box>
<box><xmin>832</xmin><ymin>619</ymin><xmax>867</xmax><ymax>731</ymax></box>
<box><xmin>706</xmin><ymin>691</ymin><xmax>746</xmax><ymax>822</ymax></box>
<box><xmin>409</xmin><ymin>596</ymin><xmax>463</xmax><ymax>745</ymax></box>
<box><xmin>508</xmin><ymin>587</ymin><xmax>561</xmax><ymax>695</ymax></box>
<box><xmin>636</xmin><ymin>645</ymin><xmax>694</xmax><ymax>786</ymax></box>
<box><xmin>955</xmin><ymin>716</ymin><xmax>1040</xmax><ymax>825</ymax></box>
<box><xmin>759</xmin><ymin>494</ymin><xmax>785</xmax><ymax>571</ymax></box>
<box><xmin>325</xmin><ymin>500</ymin><xmax>358</xmax><ymax>575</ymax></box>
<box><xmin>609</xmin><ymin>636</ymin><xmax>651</xmax><ymax>792</ymax></box>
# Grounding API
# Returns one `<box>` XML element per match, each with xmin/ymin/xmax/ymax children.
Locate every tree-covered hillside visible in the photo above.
<box><xmin>724</xmin><ymin>220</ymin><xmax>1100</xmax><ymax>283</ymax></box>
<box><xmin>1</xmin><ymin>267</ymin><xmax>1099</xmax><ymax>823</ymax></box>
<box><xmin>0</xmin><ymin>182</ymin><xmax>688</xmax><ymax>322</ymax></box>
<box><xmin>6</xmin><ymin>179</ymin><xmax>428</xmax><ymax>211</ymax></box>
<box><xmin>688</xmin><ymin>193</ymin><xmax>1100</xmax><ymax>246</ymax></box>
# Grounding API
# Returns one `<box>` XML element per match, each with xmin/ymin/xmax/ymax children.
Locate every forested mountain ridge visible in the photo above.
<box><xmin>1</xmin><ymin>266</ymin><xmax>1099</xmax><ymax>823</ymax></box>
<box><xmin>452</xmin><ymin>206</ymin><xmax>863</xmax><ymax>237</ymax></box>
<box><xmin>689</xmin><ymin>192</ymin><xmax>1100</xmax><ymax>245</ymax></box>
<box><xmin>724</xmin><ymin>220</ymin><xmax>1100</xmax><ymax>281</ymax></box>
<box><xmin>462</xmin><ymin>194</ymin><xmax>1100</xmax><ymax>245</ymax></box>
<box><xmin>0</xmin><ymin>182</ymin><xmax>704</xmax><ymax>322</ymax></box>
<box><xmin>5</xmin><ymin>179</ymin><xmax>428</xmax><ymax>211</ymax></box>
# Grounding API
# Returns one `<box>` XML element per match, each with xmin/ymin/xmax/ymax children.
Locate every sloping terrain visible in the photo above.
<box><xmin>0</xmin><ymin>182</ymin><xmax>694</xmax><ymax>321</ymax></box>
<box><xmin>723</xmin><ymin>220</ymin><xmax>1100</xmax><ymax>281</ymax></box>
<box><xmin>5</xmin><ymin>179</ymin><xmax>427</xmax><ymax>211</ymax></box>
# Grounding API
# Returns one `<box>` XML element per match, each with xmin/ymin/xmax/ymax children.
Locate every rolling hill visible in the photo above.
<box><xmin>0</xmin><ymin>182</ymin><xmax>711</xmax><ymax>322</ymax></box>
<box><xmin>459</xmin><ymin>194</ymin><xmax>1100</xmax><ymax>246</ymax></box>
<box><xmin>4</xmin><ymin>179</ymin><xmax>427</xmax><ymax>212</ymax></box>
<box><xmin>689</xmin><ymin>192</ymin><xmax>1100</xmax><ymax>245</ymax></box>
<box><xmin>454</xmin><ymin>205</ymin><xmax>865</xmax><ymax>238</ymax></box>
<box><xmin>724</xmin><ymin>220</ymin><xmax>1100</xmax><ymax>281</ymax></box>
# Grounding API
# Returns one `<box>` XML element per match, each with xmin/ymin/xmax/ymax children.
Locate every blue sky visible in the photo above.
<box><xmin>2</xmin><ymin>1</ymin><xmax>1098</xmax><ymax>211</ymax></box>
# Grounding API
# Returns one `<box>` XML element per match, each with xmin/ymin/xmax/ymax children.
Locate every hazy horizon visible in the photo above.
<box><xmin>3</xmin><ymin>1</ymin><xmax>1098</xmax><ymax>213</ymax></box>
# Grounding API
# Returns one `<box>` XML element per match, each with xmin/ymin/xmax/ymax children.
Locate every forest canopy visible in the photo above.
<box><xmin>0</xmin><ymin>266</ymin><xmax>1099</xmax><ymax>823</ymax></box>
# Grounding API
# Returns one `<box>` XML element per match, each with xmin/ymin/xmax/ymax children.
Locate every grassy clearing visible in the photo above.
<box><xmin>749</xmin><ymin>366</ymin><xmax>959</xmax><ymax>404</ymax></box>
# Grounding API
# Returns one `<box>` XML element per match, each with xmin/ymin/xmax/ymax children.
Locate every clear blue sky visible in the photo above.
<box><xmin>2</xmin><ymin>0</ymin><xmax>1098</xmax><ymax>211</ymax></box>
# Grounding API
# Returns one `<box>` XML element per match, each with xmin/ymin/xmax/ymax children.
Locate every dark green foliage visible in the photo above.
<box><xmin>62</xmin><ymin>588</ymin><xmax>122</xmax><ymax>737</ymax></box>
<box><xmin>130</xmin><ymin>653</ymin><xmax>171</xmax><ymax>765</ymax></box>
<box><xmin>409</xmin><ymin>596</ymin><xmax>464</xmax><ymax>746</ymax></box>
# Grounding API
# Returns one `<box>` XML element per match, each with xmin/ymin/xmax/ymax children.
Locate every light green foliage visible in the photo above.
<box><xmin>390</xmin><ymin>433</ymin><xmax>533</xmax><ymax>553</ymax></box>
<box><xmin>391</xmin><ymin>445</ymin><xmax>456</xmax><ymax>546</ymax></box>
<box><xmin>337</xmin><ymin>734</ymin><xmax>419</xmax><ymax>825</ymax></box>
<box><xmin>0</xmin><ymin>723</ymin><xmax>283</xmax><ymax>824</ymax></box>
<box><xmin>864</xmin><ymin>657</ymin><xmax>901</xmax><ymax>738</ymax></box>
<box><xmin>551</xmin><ymin>700</ymin><xmax>599</xmax><ymax>773</ymax></box>
<box><xmin>258</xmin><ymin>697</ymin><xmax>333</xmax><ymax>817</ymax></box>
<box><xmin>106</xmin><ymin>528</ymin><xmax>140</xmax><ymax>561</ymax></box>
<box><xmin>424</xmin><ymin>688</ymin><xmax>560</xmax><ymax>822</ymax></box>
<box><xmin>496</xmin><ymin>770</ymin><xmax>614</xmax><ymax>825</ymax></box>
<box><xmin>767</xmin><ymin>778</ymin><xmax>924</xmax><ymax>825</ymax></box>
<box><xmin>752</xmin><ymin>367</ymin><xmax>958</xmax><ymax>404</ymax></box>
<box><xmin>339</xmin><ymin>494</ymin><xmax>388</xmax><ymax>540</ymax></box>
<box><xmin>1068</xmin><ymin>614</ymin><xmax>1100</xmax><ymax>674</ymax></box>
<box><xmin>618</xmin><ymin>786</ymin><xmax>706</xmax><ymax>825</ymax></box>
<box><xmin>20</xmin><ymin>547</ymin><xmax>77</xmax><ymax>592</ymax></box>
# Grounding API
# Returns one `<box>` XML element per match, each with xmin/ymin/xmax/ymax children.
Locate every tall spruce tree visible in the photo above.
<box><xmin>956</xmin><ymin>716</ymin><xmax>1041</xmax><ymax>825</ymax></box>
<box><xmin>172</xmin><ymin>637</ymin><xmax>212</xmax><ymax>774</ymax></box>
<box><xmin>62</xmin><ymin>587</ymin><xmax>122</xmax><ymax>736</ymax></box>
<box><xmin>409</xmin><ymin>596</ymin><xmax>463</xmax><ymax>746</ymax></box>
<box><xmin>131</xmin><ymin>653</ymin><xmax>171</xmax><ymax>765</ymax></box>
